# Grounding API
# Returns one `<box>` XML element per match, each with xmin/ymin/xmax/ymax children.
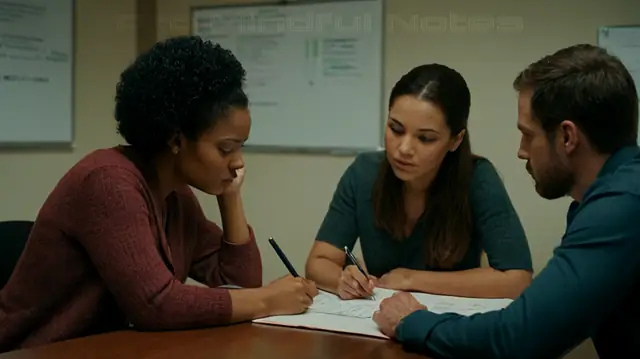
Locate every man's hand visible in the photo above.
<box><xmin>373</xmin><ymin>292</ymin><xmax>427</xmax><ymax>338</ymax></box>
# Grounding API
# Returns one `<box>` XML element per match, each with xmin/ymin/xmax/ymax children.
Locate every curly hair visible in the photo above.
<box><xmin>114</xmin><ymin>35</ymin><xmax>248</xmax><ymax>155</ymax></box>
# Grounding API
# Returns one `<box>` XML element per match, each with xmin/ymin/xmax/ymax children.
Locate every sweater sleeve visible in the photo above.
<box><xmin>395</xmin><ymin>193</ymin><xmax>640</xmax><ymax>359</ymax></box>
<box><xmin>72</xmin><ymin>166</ymin><xmax>236</xmax><ymax>330</ymax></box>
<box><xmin>187</xmin><ymin>193</ymin><xmax>262</xmax><ymax>288</ymax></box>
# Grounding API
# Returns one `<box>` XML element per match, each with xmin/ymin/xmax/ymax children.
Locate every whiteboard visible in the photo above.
<box><xmin>597</xmin><ymin>25</ymin><xmax>640</xmax><ymax>138</ymax></box>
<box><xmin>192</xmin><ymin>0</ymin><xmax>384</xmax><ymax>154</ymax></box>
<box><xmin>0</xmin><ymin>0</ymin><xmax>74</xmax><ymax>146</ymax></box>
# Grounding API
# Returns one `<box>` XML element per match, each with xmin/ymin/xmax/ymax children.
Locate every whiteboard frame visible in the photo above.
<box><xmin>190</xmin><ymin>0</ymin><xmax>386</xmax><ymax>156</ymax></box>
<box><xmin>596</xmin><ymin>24</ymin><xmax>640</xmax><ymax>67</ymax></box>
<box><xmin>0</xmin><ymin>0</ymin><xmax>76</xmax><ymax>150</ymax></box>
<box><xmin>597</xmin><ymin>24</ymin><xmax>640</xmax><ymax>39</ymax></box>
<box><xmin>597</xmin><ymin>24</ymin><xmax>640</xmax><ymax>128</ymax></box>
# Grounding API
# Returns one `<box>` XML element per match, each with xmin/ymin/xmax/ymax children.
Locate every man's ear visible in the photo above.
<box><xmin>449</xmin><ymin>129</ymin><xmax>465</xmax><ymax>152</ymax></box>
<box><xmin>558</xmin><ymin>120</ymin><xmax>579</xmax><ymax>154</ymax></box>
<box><xmin>168</xmin><ymin>132</ymin><xmax>181</xmax><ymax>155</ymax></box>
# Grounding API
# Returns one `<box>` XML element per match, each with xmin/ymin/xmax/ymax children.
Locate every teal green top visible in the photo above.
<box><xmin>395</xmin><ymin>146</ymin><xmax>640</xmax><ymax>359</ymax></box>
<box><xmin>316</xmin><ymin>151</ymin><xmax>532</xmax><ymax>276</ymax></box>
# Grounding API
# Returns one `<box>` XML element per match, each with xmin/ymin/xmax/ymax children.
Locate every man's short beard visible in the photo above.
<box><xmin>533</xmin><ymin>155</ymin><xmax>574</xmax><ymax>200</ymax></box>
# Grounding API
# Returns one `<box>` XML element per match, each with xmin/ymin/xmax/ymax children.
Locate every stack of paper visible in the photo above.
<box><xmin>252</xmin><ymin>287</ymin><xmax>512</xmax><ymax>338</ymax></box>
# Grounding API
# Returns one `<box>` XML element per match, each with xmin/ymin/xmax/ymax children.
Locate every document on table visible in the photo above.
<box><xmin>252</xmin><ymin>287</ymin><xmax>513</xmax><ymax>338</ymax></box>
<box><xmin>306</xmin><ymin>290</ymin><xmax>381</xmax><ymax>318</ymax></box>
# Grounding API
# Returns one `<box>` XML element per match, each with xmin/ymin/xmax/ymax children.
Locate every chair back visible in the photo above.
<box><xmin>0</xmin><ymin>220</ymin><xmax>34</xmax><ymax>289</ymax></box>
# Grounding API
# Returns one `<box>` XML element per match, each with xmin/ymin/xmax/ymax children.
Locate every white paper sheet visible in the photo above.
<box><xmin>306</xmin><ymin>289</ymin><xmax>383</xmax><ymax>318</ymax></box>
<box><xmin>252</xmin><ymin>287</ymin><xmax>513</xmax><ymax>338</ymax></box>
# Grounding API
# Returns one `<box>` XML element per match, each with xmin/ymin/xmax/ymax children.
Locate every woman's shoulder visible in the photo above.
<box><xmin>334</xmin><ymin>150</ymin><xmax>385</xmax><ymax>194</ymax></box>
<box><xmin>346</xmin><ymin>150</ymin><xmax>385</xmax><ymax>178</ymax></box>
<box><xmin>34</xmin><ymin>147</ymin><xmax>154</xmax><ymax>237</ymax></box>
<box><xmin>469</xmin><ymin>156</ymin><xmax>512</xmax><ymax>201</ymax></box>
<box><xmin>322</xmin><ymin>151</ymin><xmax>384</xmax><ymax>204</ymax></box>
<box><xmin>471</xmin><ymin>155</ymin><xmax>502</xmax><ymax>183</ymax></box>
<box><xmin>54</xmin><ymin>146</ymin><xmax>148</xmax><ymax>199</ymax></box>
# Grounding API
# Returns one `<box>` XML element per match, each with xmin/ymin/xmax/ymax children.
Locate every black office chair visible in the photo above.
<box><xmin>0</xmin><ymin>220</ymin><xmax>33</xmax><ymax>289</ymax></box>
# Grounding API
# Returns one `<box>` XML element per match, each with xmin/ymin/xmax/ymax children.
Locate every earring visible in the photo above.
<box><xmin>172</xmin><ymin>147</ymin><xmax>179</xmax><ymax>154</ymax></box>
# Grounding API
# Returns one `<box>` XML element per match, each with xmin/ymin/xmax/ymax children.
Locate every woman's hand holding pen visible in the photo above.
<box><xmin>337</xmin><ymin>265</ymin><xmax>378</xmax><ymax>300</ymax></box>
<box><xmin>260</xmin><ymin>275</ymin><xmax>319</xmax><ymax>316</ymax></box>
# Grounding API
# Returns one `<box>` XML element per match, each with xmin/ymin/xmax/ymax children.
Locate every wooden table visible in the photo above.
<box><xmin>0</xmin><ymin>323</ymin><xmax>429</xmax><ymax>359</ymax></box>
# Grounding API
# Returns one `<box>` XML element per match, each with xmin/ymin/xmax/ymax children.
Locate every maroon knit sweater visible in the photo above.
<box><xmin>0</xmin><ymin>147</ymin><xmax>262</xmax><ymax>352</ymax></box>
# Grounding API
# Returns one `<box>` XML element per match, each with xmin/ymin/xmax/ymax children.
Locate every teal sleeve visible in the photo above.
<box><xmin>395</xmin><ymin>193</ymin><xmax>640</xmax><ymax>359</ymax></box>
<box><xmin>470</xmin><ymin>160</ymin><xmax>532</xmax><ymax>271</ymax></box>
<box><xmin>315</xmin><ymin>161</ymin><xmax>359</xmax><ymax>251</ymax></box>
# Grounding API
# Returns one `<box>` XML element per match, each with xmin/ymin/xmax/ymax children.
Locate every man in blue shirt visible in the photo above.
<box><xmin>372</xmin><ymin>44</ymin><xmax>640</xmax><ymax>359</ymax></box>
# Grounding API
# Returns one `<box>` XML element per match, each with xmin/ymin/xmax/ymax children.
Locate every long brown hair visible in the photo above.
<box><xmin>372</xmin><ymin>64</ymin><xmax>477</xmax><ymax>269</ymax></box>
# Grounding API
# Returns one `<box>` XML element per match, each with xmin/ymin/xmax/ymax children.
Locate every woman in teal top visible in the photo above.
<box><xmin>305</xmin><ymin>64</ymin><xmax>533</xmax><ymax>300</ymax></box>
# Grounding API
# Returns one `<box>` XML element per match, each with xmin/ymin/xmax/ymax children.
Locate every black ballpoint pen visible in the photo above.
<box><xmin>268</xmin><ymin>237</ymin><xmax>299</xmax><ymax>277</ymax></box>
<box><xmin>344</xmin><ymin>246</ymin><xmax>375</xmax><ymax>300</ymax></box>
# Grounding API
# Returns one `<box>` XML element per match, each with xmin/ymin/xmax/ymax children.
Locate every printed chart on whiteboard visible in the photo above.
<box><xmin>192</xmin><ymin>0</ymin><xmax>384</xmax><ymax>152</ymax></box>
<box><xmin>0</xmin><ymin>0</ymin><xmax>74</xmax><ymax>145</ymax></box>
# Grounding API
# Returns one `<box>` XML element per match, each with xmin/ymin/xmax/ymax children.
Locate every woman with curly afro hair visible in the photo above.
<box><xmin>0</xmin><ymin>35</ymin><xmax>318</xmax><ymax>352</ymax></box>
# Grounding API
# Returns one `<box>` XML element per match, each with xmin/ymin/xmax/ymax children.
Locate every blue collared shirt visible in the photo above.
<box><xmin>396</xmin><ymin>145</ymin><xmax>640</xmax><ymax>359</ymax></box>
